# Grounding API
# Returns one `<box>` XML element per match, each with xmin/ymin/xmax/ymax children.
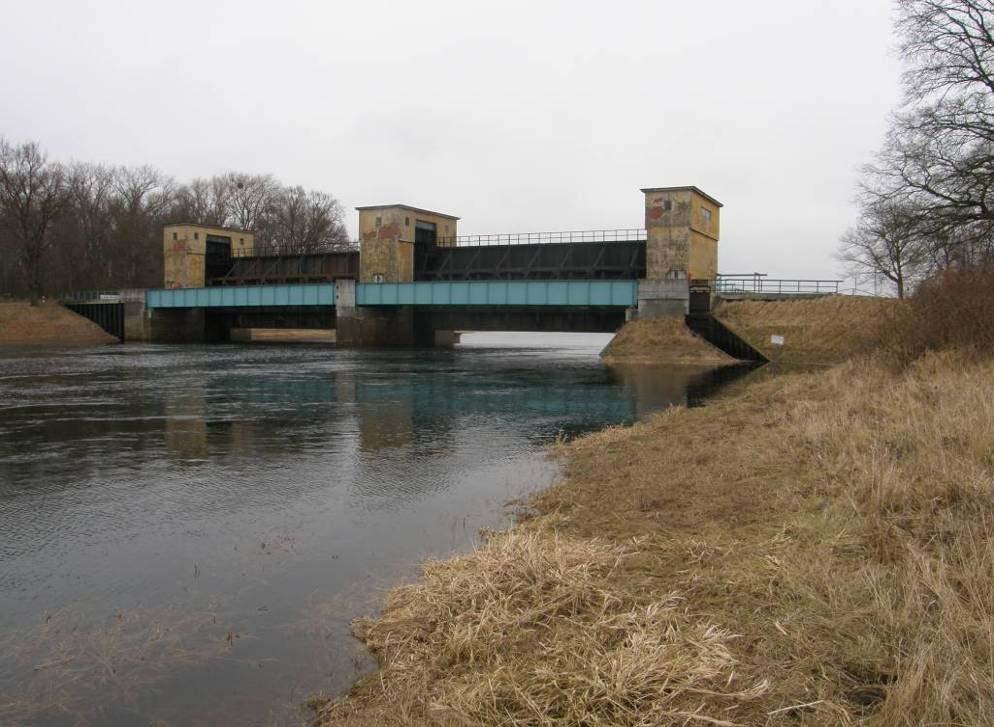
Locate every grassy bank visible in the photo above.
<box><xmin>715</xmin><ymin>296</ymin><xmax>893</xmax><ymax>364</ymax></box>
<box><xmin>314</xmin><ymin>350</ymin><xmax>994</xmax><ymax>725</ymax></box>
<box><xmin>0</xmin><ymin>301</ymin><xmax>116</xmax><ymax>346</ymax></box>
<box><xmin>600</xmin><ymin>317</ymin><xmax>733</xmax><ymax>365</ymax></box>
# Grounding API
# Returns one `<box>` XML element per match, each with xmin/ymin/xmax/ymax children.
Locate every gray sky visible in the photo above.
<box><xmin>0</xmin><ymin>0</ymin><xmax>900</xmax><ymax>281</ymax></box>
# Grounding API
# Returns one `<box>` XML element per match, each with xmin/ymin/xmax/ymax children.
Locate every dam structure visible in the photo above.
<box><xmin>65</xmin><ymin>186</ymin><xmax>768</xmax><ymax>360</ymax></box>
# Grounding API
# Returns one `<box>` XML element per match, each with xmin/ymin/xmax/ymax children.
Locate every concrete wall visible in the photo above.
<box><xmin>335</xmin><ymin>278</ymin><xmax>416</xmax><ymax>346</ymax></box>
<box><xmin>636</xmin><ymin>279</ymin><xmax>689</xmax><ymax>318</ymax></box>
<box><xmin>121</xmin><ymin>289</ymin><xmax>149</xmax><ymax>341</ymax></box>
<box><xmin>356</xmin><ymin>205</ymin><xmax>458</xmax><ymax>282</ymax></box>
<box><xmin>642</xmin><ymin>187</ymin><xmax>721</xmax><ymax>281</ymax></box>
<box><xmin>163</xmin><ymin>224</ymin><xmax>255</xmax><ymax>288</ymax></box>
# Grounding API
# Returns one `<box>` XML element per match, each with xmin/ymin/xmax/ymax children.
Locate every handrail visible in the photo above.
<box><xmin>437</xmin><ymin>228</ymin><xmax>647</xmax><ymax>247</ymax></box>
<box><xmin>714</xmin><ymin>276</ymin><xmax>842</xmax><ymax>295</ymax></box>
<box><xmin>231</xmin><ymin>242</ymin><xmax>359</xmax><ymax>258</ymax></box>
<box><xmin>60</xmin><ymin>290</ymin><xmax>122</xmax><ymax>303</ymax></box>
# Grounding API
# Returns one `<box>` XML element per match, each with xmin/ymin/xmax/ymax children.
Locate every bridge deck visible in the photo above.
<box><xmin>146</xmin><ymin>280</ymin><xmax>638</xmax><ymax>309</ymax></box>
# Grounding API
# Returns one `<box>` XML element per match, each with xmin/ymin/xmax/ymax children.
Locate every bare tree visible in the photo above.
<box><xmin>111</xmin><ymin>166</ymin><xmax>174</xmax><ymax>287</ymax></box>
<box><xmin>0</xmin><ymin>135</ymin><xmax>351</xmax><ymax>296</ymax></box>
<box><xmin>839</xmin><ymin>200</ymin><xmax>928</xmax><ymax>297</ymax></box>
<box><xmin>862</xmin><ymin>0</ymin><xmax>994</xmax><ymax>267</ymax></box>
<box><xmin>225</xmin><ymin>173</ymin><xmax>278</xmax><ymax>232</ymax></box>
<box><xmin>258</xmin><ymin>186</ymin><xmax>349</xmax><ymax>252</ymax></box>
<box><xmin>0</xmin><ymin>139</ymin><xmax>67</xmax><ymax>302</ymax></box>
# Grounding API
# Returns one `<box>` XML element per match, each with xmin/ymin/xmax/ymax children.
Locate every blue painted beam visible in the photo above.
<box><xmin>145</xmin><ymin>280</ymin><xmax>638</xmax><ymax>309</ymax></box>
<box><xmin>356</xmin><ymin>280</ymin><xmax>637</xmax><ymax>307</ymax></box>
<box><xmin>146</xmin><ymin>284</ymin><xmax>335</xmax><ymax>308</ymax></box>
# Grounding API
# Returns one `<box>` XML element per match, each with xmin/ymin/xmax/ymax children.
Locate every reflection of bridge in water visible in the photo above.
<box><xmin>159</xmin><ymin>358</ymin><xmax>757</xmax><ymax>461</ymax></box>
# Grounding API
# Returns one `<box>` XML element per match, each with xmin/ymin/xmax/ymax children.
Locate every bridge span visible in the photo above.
<box><xmin>60</xmin><ymin>186</ymin><xmax>837</xmax><ymax>361</ymax></box>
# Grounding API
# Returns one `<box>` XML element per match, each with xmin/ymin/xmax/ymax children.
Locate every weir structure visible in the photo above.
<box><xmin>64</xmin><ymin>186</ymin><xmax>775</xmax><ymax>360</ymax></box>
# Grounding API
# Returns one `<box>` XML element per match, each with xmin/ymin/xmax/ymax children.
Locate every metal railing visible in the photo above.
<box><xmin>61</xmin><ymin>290</ymin><xmax>123</xmax><ymax>303</ymax></box>
<box><xmin>715</xmin><ymin>274</ymin><xmax>842</xmax><ymax>296</ymax></box>
<box><xmin>231</xmin><ymin>242</ymin><xmax>359</xmax><ymax>258</ymax></box>
<box><xmin>437</xmin><ymin>228</ymin><xmax>648</xmax><ymax>247</ymax></box>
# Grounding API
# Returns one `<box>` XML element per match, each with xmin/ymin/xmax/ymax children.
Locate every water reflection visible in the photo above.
<box><xmin>0</xmin><ymin>339</ymin><xmax>752</xmax><ymax>726</ymax></box>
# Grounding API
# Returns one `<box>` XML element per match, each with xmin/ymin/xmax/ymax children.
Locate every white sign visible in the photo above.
<box><xmin>770</xmin><ymin>334</ymin><xmax>785</xmax><ymax>346</ymax></box>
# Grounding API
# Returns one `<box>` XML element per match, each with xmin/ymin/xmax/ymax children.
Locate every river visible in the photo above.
<box><xmin>0</xmin><ymin>334</ymin><xmax>751</xmax><ymax>726</ymax></box>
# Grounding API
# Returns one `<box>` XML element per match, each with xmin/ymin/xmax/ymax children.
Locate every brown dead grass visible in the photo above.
<box><xmin>601</xmin><ymin>317</ymin><xmax>734</xmax><ymax>365</ymax></box>
<box><xmin>0</xmin><ymin>301</ymin><xmax>116</xmax><ymax>346</ymax></box>
<box><xmin>715</xmin><ymin>296</ymin><xmax>894</xmax><ymax>364</ymax></box>
<box><xmin>315</xmin><ymin>351</ymin><xmax>994</xmax><ymax>726</ymax></box>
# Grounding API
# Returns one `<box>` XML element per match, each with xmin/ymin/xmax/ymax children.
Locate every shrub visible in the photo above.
<box><xmin>878</xmin><ymin>266</ymin><xmax>994</xmax><ymax>364</ymax></box>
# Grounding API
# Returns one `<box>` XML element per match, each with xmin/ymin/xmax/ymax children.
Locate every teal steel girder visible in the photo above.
<box><xmin>356</xmin><ymin>280</ymin><xmax>637</xmax><ymax>307</ymax></box>
<box><xmin>146</xmin><ymin>284</ymin><xmax>335</xmax><ymax>308</ymax></box>
<box><xmin>145</xmin><ymin>280</ymin><xmax>638</xmax><ymax>309</ymax></box>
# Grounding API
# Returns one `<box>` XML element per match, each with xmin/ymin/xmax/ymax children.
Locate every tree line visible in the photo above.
<box><xmin>841</xmin><ymin>0</ymin><xmax>994</xmax><ymax>297</ymax></box>
<box><xmin>0</xmin><ymin>138</ymin><xmax>350</xmax><ymax>301</ymax></box>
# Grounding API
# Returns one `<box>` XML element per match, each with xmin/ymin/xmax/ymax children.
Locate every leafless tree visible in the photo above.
<box><xmin>0</xmin><ymin>136</ymin><xmax>351</xmax><ymax>297</ymax></box>
<box><xmin>0</xmin><ymin>139</ymin><xmax>67</xmax><ymax>302</ymax></box>
<box><xmin>225</xmin><ymin>173</ymin><xmax>278</xmax><ymax>232</ymax></box>
<box><xmin>255</xmin><ymin>186</ymin><xmax>350</xmax><ymax>253</ymax></box>
<box><xmin>839</xmin><ymin>199</ymin><xmax>928</xmax><ymax>297</ymax></box>
<box><xmin>860</xmin><ymin>0</ymin><xmax>994</xmax><ymax>269</ymax></box>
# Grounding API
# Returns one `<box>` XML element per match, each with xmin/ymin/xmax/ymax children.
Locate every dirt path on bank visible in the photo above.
<box><xmin>314</xmin><ymin>351</ymin><xmax>994</xmax><ymax>726</ymax></box>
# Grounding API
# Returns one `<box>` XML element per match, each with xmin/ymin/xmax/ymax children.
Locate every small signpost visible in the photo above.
<box><xmin>770</xmin><ymin>334</ymin><xmax>785</xmax><ymax>369</ymax></box>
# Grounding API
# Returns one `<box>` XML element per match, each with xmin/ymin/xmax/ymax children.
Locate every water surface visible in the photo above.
<box><xmin>0</xmin><ymin>334</ymin><xmax>748</xmax><ymax>726</ymax></box>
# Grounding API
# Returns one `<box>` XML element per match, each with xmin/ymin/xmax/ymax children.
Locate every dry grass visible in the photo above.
<box><xmin>0</xmin><ymin>301</ymin><xmax>116</xmax><ymax>346</ymax></box>
<box><xmin>316</xmin><ymin>531</ymin><xmax>768</xmax><ymax>726</ymax></box>
<box><xmin>714</xmin><ymin>296</ymin><xmax>894</xmax><ymax>364</ymax></box>
<box><xmin>600</xmin><ymin>317</ymin><xmax>733</xmax><ymax>365</ymax></box>
<box><xmin>316</xmin><ymin>350</ymin><xmax>994</xmax><ymax>726</ymax></box>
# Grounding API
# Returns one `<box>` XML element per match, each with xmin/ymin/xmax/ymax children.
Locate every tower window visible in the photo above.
<box><xmin>375</xmin><ymin>217</ymin><xmax>382</xmax><ymax>228</ymax></box>
<box><xmin>700</xmin><ymin>208</ymin><xmax>712</xmax><ymax>226</ymax></box>
<box><xmin>662</xmin><ymin>200</ymin><xmax>672</xmax><ymax>211</ymax></box>
<box><xmin>172</xmin><ymin>232</ymin><xmax>177</xmax><ymax>240</ymax></box>
<box><xmin>194</xmin><ymin>232</ymin><xmax>199</xmax><ymax>240</ymax></box>
<box><xmin>405</xmin><ymin>217</ymin><xmax>410</xmax><ymax>226</ymax></box>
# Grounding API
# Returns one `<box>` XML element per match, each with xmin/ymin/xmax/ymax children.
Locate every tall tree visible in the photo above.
<box><xmin>860</xmin><ymin>0</ymin><xmax>994</xmax><ymax>269</ymax></box>
<box><xmin>0</xmin><ymin>139</ymin><xmax>67</xmax><ymax>302</ymax></box>
<box><xmin>839</xmin><ymin>199</ymin><xmax>928</xmax><ymax>297</ymax></box>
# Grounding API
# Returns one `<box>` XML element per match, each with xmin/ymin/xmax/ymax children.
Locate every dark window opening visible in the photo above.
<box><xmin>205</xmin><ymin>234</ymin><xmax>232</xmax><ymax>281</ymax></box>
<box><xmin>415</xmin><ymin>220</ymin><xmax>437</xmax><ymax>256</ymax></box>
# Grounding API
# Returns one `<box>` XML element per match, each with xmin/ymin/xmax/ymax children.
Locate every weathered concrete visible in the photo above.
<box><xmin>356</xmin><ymin>204</ymin><xmax>459</xmax><ymax>283</ymax></box>
<box><xmin>121</xmin><ymin>289</ymin><xmax>150</xmax><ymax>342</ymax></box>
<box><xmin>163</xmin><ymin>223</ymin><xmax>254</xmax><ymax>288</ymax></box>
<box><xmin>335</xmin><ymin>279</ymin><xmax>418</xmax><ymax>346</ymax></box>
<box><xmin>636</xmin><ymin>279</ymin><xmax>689</xmax><ymax>318</ymax></box>
<box><xmin>642</xmin><ymin>187</ymin><xmax>721</xmax><ymax>281</ymax></box>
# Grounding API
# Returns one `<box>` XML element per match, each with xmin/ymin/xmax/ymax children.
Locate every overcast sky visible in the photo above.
<box><xmin>0</xmin><ymin>0</ymin><xmax>901</xmax><ymax>280</ymax></box>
